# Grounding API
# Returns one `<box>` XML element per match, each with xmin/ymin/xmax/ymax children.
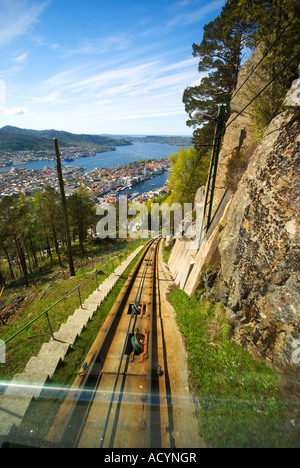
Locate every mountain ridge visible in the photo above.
<box><xmin>0</xmin><ymin>126</ymin><xmax>131</xmax><ymax>152</ymax></box>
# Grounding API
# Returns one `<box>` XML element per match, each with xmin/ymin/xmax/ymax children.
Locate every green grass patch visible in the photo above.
<box><xmin>0</xmin><ymin>239</ymin><xmax>146</xmax><ymax>381</ymax></box>
<box><xmin>51</xmin><ymin>246</ymin><xmax>146</xmax><ymax>386</ymax></box>
<box><xmin>4</xmin><ymin>245</ymin><xmax>147</xmax><ymax>443</ymax></box>
<box><xmin>162</xmin><ymin>241</ymin><xmax>172</xmax><ymax>264</ymax></box>
<box><xmin>167</xmin><ymin>288</ymin><xmax>298</xmax><ymax>448</ymax></box>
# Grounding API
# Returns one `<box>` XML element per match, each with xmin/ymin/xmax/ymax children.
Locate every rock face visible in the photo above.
<box><xmin>211</xmin><ymin>66</ymin><xmax>300</xmax><ymax>370</ymax></box>
<box><xmin>212</xmin><ymin>48</ymin><xmax>263</xmax><ymax>209</ymax></box>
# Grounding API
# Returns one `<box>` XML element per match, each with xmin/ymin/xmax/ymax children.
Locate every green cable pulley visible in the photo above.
<box><xmin>131</xmin><ymin>333</ymin><xmax>144</xmax><ymax>354</ymax></box>
<box><xmin>132</xmin><ymin>304</ymin><xmax>140</xmax><ymax>315</ymax></box>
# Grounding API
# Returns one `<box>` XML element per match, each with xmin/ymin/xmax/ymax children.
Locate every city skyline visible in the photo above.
<box><xmin>0</xmin><ymin>0</ymin><xmax>226</xmax><ymax>136</ymax></box>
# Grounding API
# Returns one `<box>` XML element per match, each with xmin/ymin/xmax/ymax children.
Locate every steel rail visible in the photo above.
<box><xmin>57</xmin><ymin>238</ymin><xmax>157</xmax><ymax>447</ymax></box>
<box><xmin>98</xmin><ymin>254</ymin><xmax>153</xmax><ymax>448</ymax></box>
<box><xmin>99</xmin><ymin>239</ymin><xmax>160</xmax><ymax>448</ymax></box>
<box><xmin>99</xmin><ymin>302</ymin><xmax>137</xmax><ymax>448</ymax></box>
<box><xmin>146</xmin><ymin>238</ymin><xmax>161</xmax><ymax>448</ymax></box>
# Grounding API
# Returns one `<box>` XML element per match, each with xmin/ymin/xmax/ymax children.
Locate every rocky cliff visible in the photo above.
<box><xmin>212</xmin><ymin>47</ymin><xmax>263</xmax><ymax>209</ymax></box>
<box><xmin>167</xmin><ymin>53</ymin><xmax>300</xmax><ymax>374</ymax></box>
<box><xmin>210</xmin><ymin>64</ymin><xmax>300</xmax><ymax>371</ymax></box>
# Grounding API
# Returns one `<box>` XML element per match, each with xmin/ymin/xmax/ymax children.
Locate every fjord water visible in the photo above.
<box><xmin>2</xmin><ymin>142</ymin><xmax>186</xmax><ymax>173</ymax></box>
<box><xmin>0</xmin><ymin>141</ymin><xmax>187</xmax><ymax>196</ymax></box>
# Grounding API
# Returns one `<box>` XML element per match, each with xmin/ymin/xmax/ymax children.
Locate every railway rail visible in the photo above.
<box><xmin>47</xmin><ymin>237</ymin><xmax>172</xmax><ymax>448</ymax></box>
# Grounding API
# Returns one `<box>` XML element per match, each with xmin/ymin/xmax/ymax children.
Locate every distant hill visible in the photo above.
<box><xmin>0</xmin><ymin>131</ymin><xmax>59</xmax><ymax>152</ymax></box>
<box><xmin>129</xmin><ymin>135</ymin><xmax>193</xmax><ymax>146</ymax></box>
<box><xmin>0</xmin><ymin>126</ymin><xmax>131</xmax><ymax>152</ymax></box>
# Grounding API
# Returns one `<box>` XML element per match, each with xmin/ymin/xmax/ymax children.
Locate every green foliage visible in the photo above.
<box><xmin>67</xmin><ymin>186</ymin><xmax>96</xmax><ymax>255</ymax></box>
<box><xmin>183</xmin><ymin>0</ymin><xmax>256</xmax><ymax>128</ymax></box>
<box><xmin>0</xmin><ymin>132</ymin><xmax>59</xmax><ymax>152</ymax></box>
<box><xmin>167</xmin><ymin>147</ymin><xmax>210</xmax><ymax>204</ymax></box>
<box><xmin>184</xmin><ymin>0</ymin><xmax>300</xmax><ymax>147</ymax></box>
<box><xmin>243</xmin><ymin>0</ymin><xmax>300</xmax><ymax>136</ymax></box>
<box><xmin>168</xmin><ymin>288</ymin><xmax>297</xmax><ymax>448</ymax></box>
<box><xmin>191</xmin><ymin>119</ymin><xmax>216</xmax><ymax>160</ymax></box>
<box><xmin>0</xmin><ymin>125</ymin><xmax>131</xmax><ymax>152</ymax></box>
<box><xmin>162</xmin><ymin>241</ymin><xmax>172</xmax><ymax>263</ymax></box>
<box><xmin>0</xmin><ymin>239</ymin><xmax>146</xmax><ymax>381</ymax></box>
<box><xmin>0</xmin><ymin>185</ymin><xmax>100</xmax><ymax>287</ymax></box>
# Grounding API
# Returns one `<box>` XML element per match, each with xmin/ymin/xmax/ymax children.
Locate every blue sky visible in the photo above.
<box><xmin>0</xmin><ymin>0</ymin><xmax>226</xmax><ymax>135</ymax></box>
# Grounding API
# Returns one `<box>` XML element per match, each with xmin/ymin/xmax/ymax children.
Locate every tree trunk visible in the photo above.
<box><xmin>13</xmin><ymin>232</ymin><xmax>29</xmax><ymax>286</ymax></box>
<box><xmin>0</xmin><ymin>238</ymin><xmax>15</xmax><ymax>281</ymax></box>
<box><xmin>29</xmin><ymin>234</ymin><xmax>38</xmax><ymax>269</ymax></box>
<box><xmin>51</xmin><ymin>222</ymin><xmax>62</xmax><ymax>267</ymax></box>
<box><xmin>0</xmin><ymin>270</ymin><xmax>6</xmax><ymax>288</ymax></box>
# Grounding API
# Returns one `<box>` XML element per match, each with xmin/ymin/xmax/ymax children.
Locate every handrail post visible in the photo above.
<box><xmin>78</xmin><ymin>286</ymin><xmax>83</xmax><ymax>308</ymax></box>
<box><xmin>45</xmin><ymin>311</ymin><xmax>55</xmax><ymax>341</ymax></box>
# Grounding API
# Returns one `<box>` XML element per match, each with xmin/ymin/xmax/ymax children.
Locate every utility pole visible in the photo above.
<box><xmin>54</xmin><ymin>138</ymin><xmax>75</xmax><ymax>277</ymax></box>
<box><xmin>203</xmin><ymin>104</ymin><xmax>226</xmax><ymax>231</ymax></box>
<box><xmin>192</xmin><ymin>105</ymin><xmax>226</xmax><ymax>249</ymax></box>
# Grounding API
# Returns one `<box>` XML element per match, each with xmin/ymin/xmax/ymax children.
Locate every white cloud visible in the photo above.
<box><xmin>177</xmin><ymin>0</ymin><xmax>225</xmax><ymax>26</ymax></box>
<box><xmin>38</xmin><ymin>91</ymin><xmax>60</xmax><ymax>103</ymax></box>
<box><xmin>0</xmin><ymin>0</ymin><xmax>50</xmax><ymax>47</ymax></box>
<box><xmin>60</xmin><ymin>34</ymin><xmax>131</xmax><ymax>59</ymax></box>
<box><xmin>42</xmin><ymin>56</ymin><xmax>198</xmax><ymax>102</ymax></box>
<box><xmin>31</xmin><ymin>51</ymin><xmax>199</xmax><ymax>133</ymax></box>
<box><xmin>142</xmin><ymin>0</ymin><xmax>225</xmax><ymax>36</ymax></box>
<box><xmin>14</xmin><ymin>52</ymin><xmax>28</xmax><ymax>63</ymax></box>
<box><xmin>0</xmin><ymin>106</ymin><xmax>27</xmax><ymax>116</ymax></box>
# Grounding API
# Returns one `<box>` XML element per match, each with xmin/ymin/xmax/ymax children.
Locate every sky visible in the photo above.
<box><xmin>0</xmin><ymin>0</ymin><xmax>226</xmax><ymax>136</ymax></box>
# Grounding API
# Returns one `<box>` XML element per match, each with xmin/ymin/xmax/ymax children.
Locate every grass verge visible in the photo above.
<box><xmin>0</xmin><ymin>239</ymin><xmax>145</xmax><ymax>381</ymax></box>
<box><xmin>51</xmin><ymin>245</ymin><xmax>146</xmax><ymax>386</ymax></box>
<box><xmin>167</xmin><ymin>288</ymin><xmax>299</xmax><ymax>448</ymax></box>
<box><xmin>5</xmin><ymin>245</ymin><xmax>147</xmax><ymax>443</ymax></box>
<box><xmin>162</xmin><ymin>240</ymin><xmax>172</xmax><ymax>264</ymax></box>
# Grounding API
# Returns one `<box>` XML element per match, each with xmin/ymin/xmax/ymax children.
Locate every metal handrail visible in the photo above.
<box><xmin>0</xmin><ymin>243</ymin><xmax>143</xmax><ymax>349</ymax></box>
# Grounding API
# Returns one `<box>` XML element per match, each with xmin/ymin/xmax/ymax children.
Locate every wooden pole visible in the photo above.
<box><xmin>54</xmin><ymin>138</ymin><xmax>75</xmax><ymax>277</ymax></box>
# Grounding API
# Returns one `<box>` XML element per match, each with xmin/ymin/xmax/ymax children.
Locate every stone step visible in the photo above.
<box><xmin>0</xmin><ymin>245</ymin><xmax>144</xmax><ymax>438</ymax></box>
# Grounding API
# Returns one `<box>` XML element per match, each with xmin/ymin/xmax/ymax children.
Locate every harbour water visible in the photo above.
<box><xmin>0</xmin><ymin>142</ymin><xmax>187</xmax><ymax>196</ymax></box>
<box><xmin>0</xmin><ymin>142</ymin><xmax>185</xmax><ymax>173</ymax></box>
<box><xmin>121</xmin><ymin>171</ymin><xmax>169</xmax><ymax>197</ymax></box>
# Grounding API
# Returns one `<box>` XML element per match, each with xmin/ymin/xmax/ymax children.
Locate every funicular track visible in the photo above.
<box><xmin>48</xmin><ymin>237</ymin><xmax>171</xmax><ymax>448</ymax></box>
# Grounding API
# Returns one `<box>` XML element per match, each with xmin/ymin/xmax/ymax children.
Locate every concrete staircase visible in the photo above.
<box><xmin>0</xmin><ymin>246</ymin><xmax>143</xmax><ymax>438</ymax></box>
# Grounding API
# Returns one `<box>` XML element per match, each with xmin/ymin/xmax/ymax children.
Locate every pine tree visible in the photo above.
<box><xmin>67</xmin><ymin>186</ymin><xmax>96</xmax><ymax>256</ymax></box>
<box><xmin>39</xmin><ymin>186</ymin><xmax>65</xmax><ymax>267</ymax></box>
<box><xmin>183</xmin><ymin>0</ymin><xmax>256</xmax><ymax>126</ymax></box>
<box><xmin>237</xmin><ymin>0</ymin><xmax>300</xmax><ymax>135</ymax></box>
<box><xmin>0</xmin><ymin>197</ymin><xmax>29</xmax><ymax>286</ymax></box>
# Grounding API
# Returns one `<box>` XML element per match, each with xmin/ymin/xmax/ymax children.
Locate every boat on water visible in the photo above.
<box><xmin>0</xmin><ymin>162</ymin><xmax>12</xmax><ymax>168</ymax></box>
<box><xmin>63</xmin><ymin>158</ymin><xmax>74</xmax><ymax>163</ymax></box>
